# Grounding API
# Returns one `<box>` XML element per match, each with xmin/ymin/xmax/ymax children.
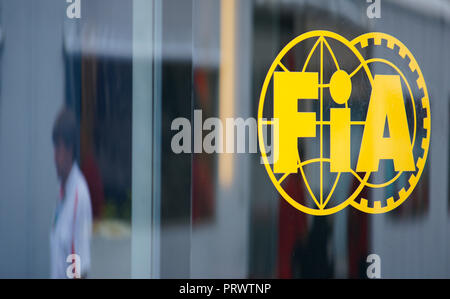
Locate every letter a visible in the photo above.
<box><xmin>366</xmin><ymin>0</ymin><xmax>381</xmax><ymax>19</ymax></box>
<box><xmin>357</xmin><ymin>75</ymin><xmax>415</xmax><ymax>172</ymax></box>
<box><xmin>366</xmin><ymin>254</ymin><xmax>381</xmax><ymax>279</ymax></box>
<box><xmin>66</xmin><ymin>0</ymin><xmax>81</xmax><ymax>19</ymax></box>
<box><xmin>66</xmin><ymin>254</ymin><xmax>81</xmax><ymax>279</ymax></box>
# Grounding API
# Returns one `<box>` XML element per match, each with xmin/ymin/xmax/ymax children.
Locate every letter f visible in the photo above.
<box><xmin>273</xmin><ymin>72</ymin><xmax>318</xmax><ymax>174</ymax></box>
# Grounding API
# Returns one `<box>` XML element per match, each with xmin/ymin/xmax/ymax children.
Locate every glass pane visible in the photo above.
<box><xmin>0</xmin><ymin>0</ymin><xmax>448</xmax><ymax>279</ymax></box>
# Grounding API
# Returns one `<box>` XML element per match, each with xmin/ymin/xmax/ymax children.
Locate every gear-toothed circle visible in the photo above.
<box><xmin>349</xmin><ymin>32</ymin><xmax>431</xmax><ymax>214</ymax></box>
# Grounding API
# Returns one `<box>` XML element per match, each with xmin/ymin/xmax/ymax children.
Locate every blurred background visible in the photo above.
<box><xmin>0</xmin><ymin>0</ymin><xmax>449</xmax><ymax>278</ymax></box>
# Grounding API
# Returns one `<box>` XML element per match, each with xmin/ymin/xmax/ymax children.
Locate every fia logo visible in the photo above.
<box><xmin>257</xmin><ymin>31</ymin><xmax>430</xmax><ymax>215</ymax></box>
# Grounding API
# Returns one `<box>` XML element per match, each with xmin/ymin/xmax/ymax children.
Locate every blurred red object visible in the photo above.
<box><xmin>81</xmin><ymin>149</ymin><xmax>104</xmax><ymax>220</ymax></box>
<box><xmin>277</xmin><ymin>174</ymin><xmax>307</xmax><ymax>278</ymax></box>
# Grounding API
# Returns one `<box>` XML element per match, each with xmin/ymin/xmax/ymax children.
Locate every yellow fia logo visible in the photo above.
<box><xmin>258</xmin><ymin>31</ymin><xmax>430</xmax><ymax>215</ymax></box>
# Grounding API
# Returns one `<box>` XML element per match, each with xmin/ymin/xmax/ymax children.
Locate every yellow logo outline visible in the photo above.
<box><xmin>257</xmin><ymin>31</ymin><xmax>431</xmax><ymax>215</ymax></box>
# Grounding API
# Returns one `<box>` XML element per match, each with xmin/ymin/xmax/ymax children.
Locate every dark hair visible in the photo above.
<box><xmin>52</xmin><ymin>107</ymin><xmax>77</xmax><ymax>156</ymax></box>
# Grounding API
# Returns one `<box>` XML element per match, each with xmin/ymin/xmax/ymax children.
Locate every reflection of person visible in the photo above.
<box><xmin>51</xmin><ymin>108</ymin><xmax>92</xmax><ymax>278</ymax></box>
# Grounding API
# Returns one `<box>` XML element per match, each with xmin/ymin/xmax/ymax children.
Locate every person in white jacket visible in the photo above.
<box><xmin>51</xmin><ymin>108</ymin><xmax>92</xmax><ymax>279</ymax></box>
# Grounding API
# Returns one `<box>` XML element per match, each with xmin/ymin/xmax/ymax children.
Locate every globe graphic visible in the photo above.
<box><xmin>258</xmin><ymin>31</ymin><xmax>429</xmax><ymax>215</ymax></box>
